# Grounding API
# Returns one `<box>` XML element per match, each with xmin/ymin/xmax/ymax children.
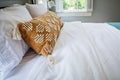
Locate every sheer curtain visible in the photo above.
<box><xmin>55</xmin><ymin>0</ymin><xmax>63</xmax><ymax>12</ymax></box>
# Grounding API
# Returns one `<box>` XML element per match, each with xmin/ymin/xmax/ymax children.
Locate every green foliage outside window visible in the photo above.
<box><xmin>63</xmin><ymin>0</ymin><xmax>85</xmax><ymax>10</ymax></box>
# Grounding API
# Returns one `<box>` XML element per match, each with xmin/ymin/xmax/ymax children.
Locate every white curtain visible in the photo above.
<box><xmin>86</xmin><ymin>0</ymin><xmax>93</xmax><ymax>11</ymax></box>
<box><xmin>55</xmin><ymin>0</ymin><xmax>63</xmax><ymax>12</ymax></box>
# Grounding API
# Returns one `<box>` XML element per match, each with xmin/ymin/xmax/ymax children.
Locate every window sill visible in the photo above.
<box><xmin>57</xmin><ymin>12</ymin><xmax>92</xmax><ymax>17</ymax></box>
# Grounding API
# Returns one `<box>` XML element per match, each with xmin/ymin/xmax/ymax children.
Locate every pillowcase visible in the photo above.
<box><xmin>0</xmin><ymin>35</ymin><xmax>29</xmax><ymax>80</ymax></box>
<box><xmin>0</xmin><ymin>6</ymin><xmax>31</xmax><ymax>79</ymax></box>
<box><xmin>26</xmin><ymin>3</ymin><xmax>48</xmax><ymax>18</ymax></box>
<box><xmin>0</xmin><ymin>6</ymin><xmax>32</xmax><ymax>40</ymax></box>
<box><xmin>18</xmin><ymin>11</ymin><xmax>63</xmax><ymax>57</ymax></box>
<box><xmin>11</xmin><ymin>4</ymin><xmax>22</xmax><ymax>7</ymax></box>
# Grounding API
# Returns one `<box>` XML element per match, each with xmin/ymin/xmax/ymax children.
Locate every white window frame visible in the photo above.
<box><xmin>55</xmin><ymin>0</ymin><xmax>93</xmax><ymax>16</ymax></box>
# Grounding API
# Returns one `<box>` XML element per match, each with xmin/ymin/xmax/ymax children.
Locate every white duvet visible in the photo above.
<box><xmin>6</xmin><ymin>22</ymin><xmax>120</xmax><ymax>80</ymax></box>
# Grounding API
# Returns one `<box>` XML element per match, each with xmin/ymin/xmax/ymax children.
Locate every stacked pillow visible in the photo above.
<box><xmin>0</xmin><ymin>6</ymin><xmax>32</xmax><ymax>40</ymax></box>
<box><xmin>0</xmin><ymin>6</ymin><xmax>32</xmax><ymax>79</ymax></box>
<box><xmin>0</xmin><ymin>3</ymin><xmax>63</xmax><ymax>79</ymax></box>
<box><xmin>21</xmin><ymin>3</ymin><xmax>63</xmax><ymax>64</ymax></box>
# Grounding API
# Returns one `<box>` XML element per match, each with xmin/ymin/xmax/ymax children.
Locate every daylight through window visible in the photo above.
<box><xmin>63</xmin><ymin>0</ymin><xmax>86</xmax><ymax>12</ymax></box>
<box><xmin>55</xmin><ymin>0</ymin><xmax>93</xmax><ymax>16</ymax></box>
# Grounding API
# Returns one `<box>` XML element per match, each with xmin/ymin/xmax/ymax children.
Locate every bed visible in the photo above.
<box><xmin>0</xmin><ymin>1</ymin><xmax>120</xmax><ymax>80</ymax></box>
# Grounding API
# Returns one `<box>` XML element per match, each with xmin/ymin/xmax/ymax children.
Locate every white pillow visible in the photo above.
<box><xmin>11</xmin><ymin>4</ymin><xmax>22</xmax><ymax>7</ymax></box>
<box><xmin>0</xmin><ymin>6</ymin><xmax>32</xmax><ymax>40</ymax></box>
<box><xmin>0</xmin><ymin>6</ymin><xmax>31</xmax><ymax>79</ymax></box>
<box><xmin>0</xmin><ymin>35</ymin><xmax>29</xmax><ymax>80</ymax></box>
<box><xmin>26</xmin><ymin>3</ymin><xmax>48</xmax><ymax>18</ymax></box>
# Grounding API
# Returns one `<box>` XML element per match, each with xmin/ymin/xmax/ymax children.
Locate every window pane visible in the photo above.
<box><xmin>78</xmin><ymin>0</ymin><xmax>85</xmax><ymax>9</ymax></box>
<box><xmin>63</xmin><ymin>0</ymin><xmax>85</xmax><ymax>11</ymax></box>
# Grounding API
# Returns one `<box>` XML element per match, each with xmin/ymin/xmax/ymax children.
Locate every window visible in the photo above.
<box><xmin>55</xmin><ymin>0</ymin><xmax>93</xmax><ymax>16</ymax></box>
<box><xmin>63</xmin><ymin>0</ymin><xmax>86</xmax><ymax>12</ymax></box>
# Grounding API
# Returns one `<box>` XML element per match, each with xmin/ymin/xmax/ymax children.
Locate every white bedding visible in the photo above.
<box><xmin>6</xmin><ymin>22</ymin><xmax>120</xmax><ymax>80</ymax></box>
<box><xmin>0</xmin><ymin>37</ymin><xmax>29</xmax><ymax>80</ymax></box>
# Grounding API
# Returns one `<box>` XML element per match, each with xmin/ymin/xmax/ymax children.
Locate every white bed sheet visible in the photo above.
<box><xmin>6</xmin><ymin>22</ymin><xmax>120</xmax><ymax>80</ymax></box>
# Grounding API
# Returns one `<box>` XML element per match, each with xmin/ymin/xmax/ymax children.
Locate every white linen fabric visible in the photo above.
<box><xmin>25</xmin><ymin>3</ymin><xmax>48</xmax><ymax>18</ymax></box>
<box><xmin>0</xmin><ymin>6</ymin><xmax>31</xmax><ymax>80</ymax></box>
<box><xmin>6</xmin><ymin>22</ymin><xmax>120</xmax><ymax>80</ymax></box>
<box><xmin>0</xmin><ymin>6</ymin><xmax>32</xmax><ymax>40</ymax></box>
<box><xmin>0</xmin><ymin>35</ymin><xmax>29</xmax><ymax>80</ymax></box>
